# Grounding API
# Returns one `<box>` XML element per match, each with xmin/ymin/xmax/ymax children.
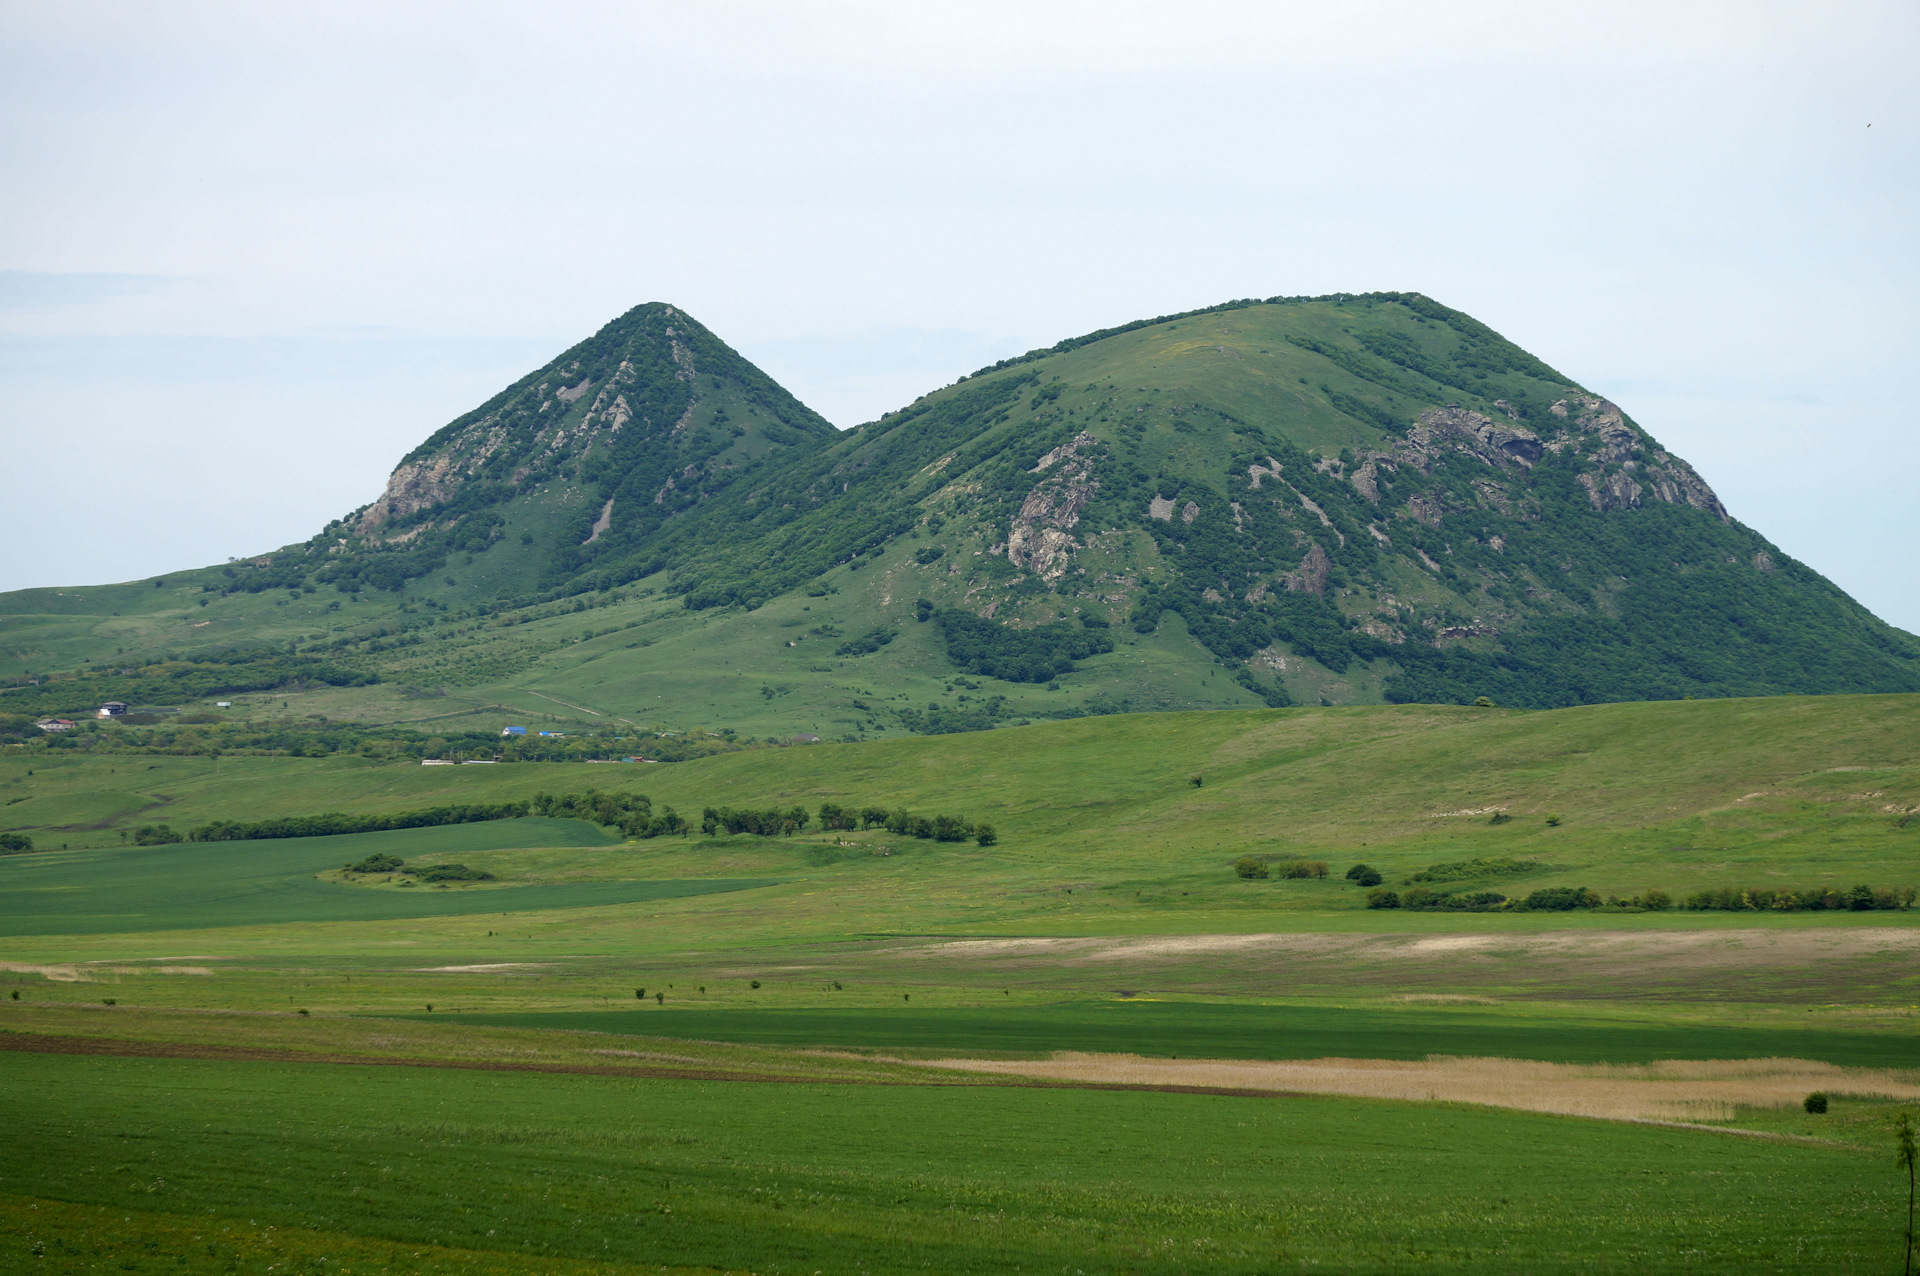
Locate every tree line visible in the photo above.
<box><xmin>174</xmin><ymin>789</ymin><xmax>994</xmax><ymax>847</ymax></box>
<box><xmin>1365</xmin><ymin>883</ymin><xmax>1917</xmax><ymax>913</ymax></box>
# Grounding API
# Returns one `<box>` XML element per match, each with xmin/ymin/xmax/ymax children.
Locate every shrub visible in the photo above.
<box><xmin>1400</xmin><ymin>886</ymin><xmax>1437</xmax><ymax>909</ymax></box>
<box><xmin>1545</xmin><ymin>815</ymin><xmax>1563</xmax><ymax>827</ymax></box>
<box><xmin>1365</xmin><ymin>887</ymin><xmax>1400</xmax><ymax>909</ymax></box>
<box><xmin>1233</xmin><ymin>856</ymin><xmax>1270</xmax><ymax>880</ymax></box>
<box><xmin>1276</xmin><ymin>859</ymin><xmax>1329</xmax><ymax>879</ymax></box>
<box><xmin>1345</xmin><ymin>863</ymin><xmax>1382</xmax><ymax>887</ymax></box>
<box><xmin>1681</xmin><ymin>885</ymin><xmax>1914</xmax><ymax>912</ymax></box>
<box><xmin>132</xmin><ymin>824</ymin><xmax>183</xmax><ymax>846</ymax></box>
<box><xmin>1804</xmin><ymin>1092</ymin><xmax>1829</xmax><ymax>1114</ymax></box>
<box><xmin>1408</xmin><ymin>857</ymin><xmax>1543</xmax><ymax>884</ymax></box>
<box><xmin>1640</xmin><ymin>889</ymin><xmax>1672</xmax><ymax>911</ymax></box>
<box><xmin>0</xmin><ymin>832</ymin><xmax>32</xmax><ymax>854</ymax></box>
<box><xmin>974</xmin><ymin>823</ymin><xmax>997</xmax><ymax>846</ymax></box>
<box><xmin>345</xmin><ymin>853</ymin><xmax>404</xmax><ymax>874</ymax></box>
<box><xmin>405</xmin><ymin>862</ymin><xmax>495</xmax><ymax>882</ymax></box>
<box><xmin>1487</xmin><ymin>812</ymin><xmax>1513</xmax><ymax>825</ymax></box>
<box><xmin>1518</xmin><ymin>886</ymin><xmax>1601</xmax><ymax>911</ymax></box>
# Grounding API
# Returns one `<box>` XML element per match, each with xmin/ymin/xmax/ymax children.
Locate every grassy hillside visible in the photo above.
<box><xmin>6</xmin><ymin>295</ymin><xmax>1915</xmax><ymax>751</ymax></box>
<box><xmin>5</xmin><ymin>695</ymin><xmax>1916</xmax><ymax>941</ymax></box>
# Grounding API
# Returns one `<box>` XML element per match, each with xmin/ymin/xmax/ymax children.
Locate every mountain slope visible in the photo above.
<box><xmin>3</xmin><ymin>293</ymin><xmax>1916</xmax><ymax>742</ymax></box>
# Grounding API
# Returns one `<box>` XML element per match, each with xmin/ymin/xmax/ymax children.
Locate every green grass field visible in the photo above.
<box><xmin>0</xmin><ymin>819</ymin><xmax>777</xmax><ymax>936</ymax></box>
<box><xmin>3</xmin><ymin>698</ymin><xmax>1917</xmax><ymax>1271</ymax></box>
<box><xmin>432</xmin><ymin>1000</ymin><xmax>1920</xmax><ymax>1068</ymax></box>
<box><xmin>0</xmin><ymin>1049</ymin><xmax>1906</xmax><ymax>1274</ymax></box>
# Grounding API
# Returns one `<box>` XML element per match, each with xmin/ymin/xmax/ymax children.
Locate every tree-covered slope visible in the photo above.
<box><xmin>600</xmin><ymin>292</ymin><xmax>1920</xmax><ymax>709</ymax></box>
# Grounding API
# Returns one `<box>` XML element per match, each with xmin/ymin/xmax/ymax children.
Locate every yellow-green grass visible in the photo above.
<box><xmin>2</xmin><ymin>1047</ymin><xmax>1909</xmax><ymax>1274</ymax></box>
<box><xmin>0</xmin><ymin>818</ymin><xmax>778</xmax><ymax>938</ymax></box>
<box><xmin>7</xmin><ymin>694</ymin><xmax>1917</xmax><ymax>912</ymax></box>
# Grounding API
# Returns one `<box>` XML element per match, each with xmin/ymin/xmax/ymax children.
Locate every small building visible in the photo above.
<box><xmin>420</xmin><ymin>758</ymin><xmax>456</xmax><ymax>766</ymax></box>
<box><xmin>34</xmin><ymin>718</ymin><xmax>75</xmax><ymax>732</ymax></box>
<box><xmin>215</xmin><ymin>701</ymin><xmax>232</xmax><ymax>708</ymax></box>
<box><xmin>538</xmin><ymin>730</ymin><xmax>566</xmax><ymax>738</ymax></box>
<box><xmin>500</xmin><ymin>725</ymin><xmax>527</xmax><ymax>736</ymax></box>
<box><xmin>98</xmin><ymin>702</ymin><xmax>128</xmax><ymax>718</ymax></box>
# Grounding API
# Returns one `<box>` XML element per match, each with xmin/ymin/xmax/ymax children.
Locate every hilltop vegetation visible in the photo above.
<box><xmin>3</xmin><ymin>294</ymin><xmax>1916</xmax><ymax>748</ymax></box>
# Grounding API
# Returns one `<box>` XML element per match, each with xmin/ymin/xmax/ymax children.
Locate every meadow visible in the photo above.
<box><xmin>0</xmin><ymin>1048</ymin><xmax>1906</xmax><ymax>1274</ymax></box>
<box><xmin>3</xmin><ymin>696</ymin><xmax>1918</xmax><ymax>1271</ymax></box>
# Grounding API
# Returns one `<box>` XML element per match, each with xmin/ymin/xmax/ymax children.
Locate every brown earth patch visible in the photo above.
<box><xmin>924</xmin><ymin>1051</ymin><xmax>1920</xmax><ymax>1123</ymax></box>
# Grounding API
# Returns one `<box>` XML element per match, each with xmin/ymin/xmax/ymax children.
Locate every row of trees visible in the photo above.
<box><xmin>168</xmin><ymin>789</ymin><xmax>994</xmax><ymax>848</ymax></box>
<box><xmin>1683</xmin><ymin>885</ymin><xmax>1915</xmax><ymax>912</ymax></box>
<box><xmin>719</xmin><ymin>802</ymin><xmax>996</xmax><ymax>844</ymax></box>
<box><xmin>1366</xmin><ymin>882</ymin><xmax>1920</xmax><ymax>913</ymax></box>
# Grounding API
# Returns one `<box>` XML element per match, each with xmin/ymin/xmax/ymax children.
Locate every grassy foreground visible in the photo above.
<box><xmin>3</xmin><ymin>698</ymin><xmax>1917</xmax><ymax>1271</ymax></box>
<box><xmin>0</xmin><ymin>1047</ymin><xmax>1904</xmax><ymax>1275</ymax></box>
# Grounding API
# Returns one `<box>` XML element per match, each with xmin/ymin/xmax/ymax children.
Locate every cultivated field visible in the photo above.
<box><xmin>3</xmin><ymin>697</ymin><xmax>1918</xmax><ymax>1271</ymax></box>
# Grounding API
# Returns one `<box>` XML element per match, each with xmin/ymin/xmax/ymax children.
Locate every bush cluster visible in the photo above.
<box><xmin>1683</xmin><ymin>885</ymin><xmax>1915</xmax><ymax>912</ymax></box>
<box><xmin>190</xmin><ymin>801</ymin><xmax>530</xmax><ymax>843</ymax></box>
<box><xmin>810</xmin><ymin>801</ymin><xmax>994</xmax><ymax>845</ymax></box>
<box><xmin>0</xmin><ymin>832</ymin><xmax>33</xmax><ymax>854</ymax></box>
<box><xmin>340</xmin><ymin>852</ymin><xmax>490</xmax><ymax>881</ymax></box>
<box><xmin>1406</xmin><ymin>857</ymin><xmax>1543</xmax><ymax>884</ymax></box>
<box><xmin>1234</xmin><ymin>857</ymin><xmax>1329</xmax><ymax>880</ymax></box>
<box><xmin>1368</xmin><ymin>885</ymin><xmax>1612</xmax><ymax>912</ymax></box>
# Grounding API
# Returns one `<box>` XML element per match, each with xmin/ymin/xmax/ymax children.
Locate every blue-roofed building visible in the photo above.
<box><xmin>500</xmin><ymin>725</ymin><xmax>527</xmax><ymax>736</ymax></box>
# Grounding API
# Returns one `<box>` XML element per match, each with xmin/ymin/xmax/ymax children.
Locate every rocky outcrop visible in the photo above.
<box><xmin>1407</xmin><ymin>406</ymin><xmax>1543</xmax><ymax>468</ymax></box>
<box><xmin>1283</xmin><ymin>543</ymin><xmax>1332</xmax><ymax>595</ymax></box>
<box><xmin>1008</xmin><ymin>431</ymin><xmax>1101</xmax><ymax>582</ymax></box>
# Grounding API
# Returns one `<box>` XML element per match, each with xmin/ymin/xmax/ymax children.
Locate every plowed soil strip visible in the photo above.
<box><xmin>0</xmin><ymin>1031</ymin><xmax>1299</xmax><ymax>1099</ymax></box>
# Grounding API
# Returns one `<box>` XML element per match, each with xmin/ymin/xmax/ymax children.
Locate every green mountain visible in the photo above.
<box><xmin>5</xmin><ymin>293</ymin><xmax>1917</xmax><ymax>743</ymax></box>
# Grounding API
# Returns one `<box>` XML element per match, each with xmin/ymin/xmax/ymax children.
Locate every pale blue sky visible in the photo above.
<box><xmin>2</xmin><ymin>1</ymin><xmax>1915</xmax><ymax>629</ymax></box>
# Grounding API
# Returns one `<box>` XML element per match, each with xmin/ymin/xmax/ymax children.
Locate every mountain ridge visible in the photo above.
<box><xmin>3</xmin><ymin>292</ymin><xmax>1916</xmax><ymax>742</ymax></box>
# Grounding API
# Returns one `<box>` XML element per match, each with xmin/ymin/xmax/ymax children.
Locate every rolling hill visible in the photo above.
<box><xmin>4</xmin><ymin>293</ymin><xmax>1917</xmax><ymax>745</ymax></box>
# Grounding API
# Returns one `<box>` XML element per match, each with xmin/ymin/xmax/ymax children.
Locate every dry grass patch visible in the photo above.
<box><xmin>920</xmin><ymin>1052</ymin><xmax>1920</xmax><ymax>1123</ymax></box>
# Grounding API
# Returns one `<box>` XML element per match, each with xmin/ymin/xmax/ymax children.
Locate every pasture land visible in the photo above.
<box><xmin>0</xmin><ymin>1047</ymin><xmax>1908</xmax><ymax>1274</ymax></box>
<box><xmin>0</xmin><ymin>818</ymin><xmax>776</xmax><ymax>937</ymax></box>
<box><xmin>2</xmin><ymin>699</ymin><xmax>1917</xmax><ymax>1271</ymax></box>
<box><xmin>438</xmin><ymin>998</ymin><xmax>1920</xmax><ymax>1069</ymax></box>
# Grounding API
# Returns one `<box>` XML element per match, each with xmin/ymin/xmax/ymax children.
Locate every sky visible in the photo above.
<box><xmin>2</xmin><ymin>0</ymin><xmax>1916</xmax><ymax>628</ymax></box>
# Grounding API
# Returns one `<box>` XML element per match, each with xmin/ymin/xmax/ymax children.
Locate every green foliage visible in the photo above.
<box><xmin>405</xmin><ymin>862</ymin><xmax>495</xmax><ymax>882</ymax></box>
<box><xmin>1805</xmin><ymin>1092</ymin><xmax>1829</xmax><ymax>1114</ymax></box>
<box><xmin>834</xmin><ymin>627</ymin><xmax>897</xmax><ymax>657</ymax></box>
<box><xmin>1408</xmin><ymin>857</ymin><xmax>1544</xmax><ymax>884</ymax></box>
<box><xmin>1518</xmin><ymin>886</ymin><xmax>1603</xmax><ymax>911</ymax></box>
<box><xmin>1276</xmin><ymin>859</ymin><xmax>1329</xmax><ymax>879</ymax></box>
<box><xmin>0</xmin><ymin>832</ymin><xmax>31</xmax><ymax>854</ymax></box>
<box><xmin>1365</xmin><ymin>887</ymin><xmax>1400</xmax><ymax>908</ymax></box>
<box><xmin>933</xmin><ymin>609</ymin><xmax>1114</xmax><ymax>683</ymax></box>
<box><xmin>1232</xmin><ymin>855</ymin><xmax>1269</xmax><ymax>880</ymax></box>
<box><xmin>1682</xmin><ymin>885</ymin><xmax>1916</xmax><ymax>912</ymax></box>
<box><xmin>1346</xmin><ymin>863</ymin><xmax>1383</xmax><ymax>887</ymax></box>
<box><xmin>191</xmin><ymin>801</ymin><xmax>532</xmax><ymax>843</ymax></box>
<box><xmin>132</xmin><ymin>824</ymin><xmax>183</xmax><ymax>845</ymax></box>
<box><xmin>345</xmin><ymin>852</ymin><xmax>404</xmax><ymax>873</ymax></box>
